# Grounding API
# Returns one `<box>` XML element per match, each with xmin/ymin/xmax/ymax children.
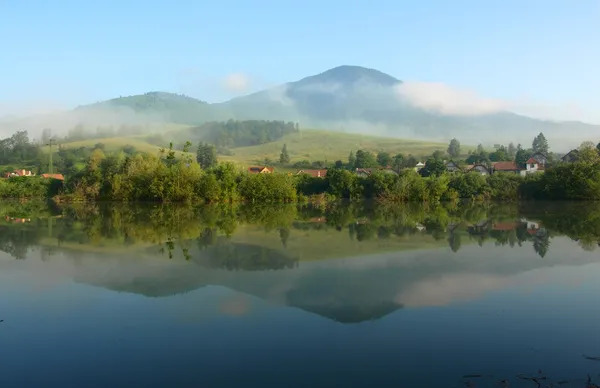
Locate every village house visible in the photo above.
<box><xmin>445</xmin><ymin>161</ymin><xmax>462</xmax><ymax>172</ymax></box>
<box><xmin>4</xmin><ymin>169</ymin><xmax>35</xmax><ymax>178</ymax></box>
<box><xmin>561</xmin><ymin>149</ymin><xmax>579</xmax><ymax>163</ymax></box>
<box><xmin>492</xmin><ymin>161</ymin><xmax>521</xmax><ymax>174</ymax></box>
<box><xmin>414</xmin><ymin>161</ymin><xmax>425</xmax><ymax>172</ymax></box>
<box><xmin>247</xmin><ymin>166</ymin><xmax>274</xmax><ymax>174</ymax></box>
<box><xmin>296</xmin><ymin>169</ymin><xmax>328</xmax><ymax>178</ymax></box>
<box><xmin>521</xmin><ymin>157</ymin><xmax>545</xmax><ymax>175</ymax></box>
<box><xmin>41</xmin><ymin>173</ymin><xmax>65</xmax><ymax>181</ymax></box>
<box><xmin>354</xmin><ymin>167</ymin><xmax>398</xmax><ymax>178</ymax></box>
<box><xmin>469</xmin><ymin>164</ymin><xmax>492</xmax><ymax>175</ymax></box>
<box><xmin>530</xmin><ymin>152</ymin><xmax>548</xmax><ymax>166</ymax></box>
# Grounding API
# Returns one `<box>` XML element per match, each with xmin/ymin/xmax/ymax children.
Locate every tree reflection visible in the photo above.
<box><xmin>1</xmin><ymin>201</ymin><xmax>600</xmax><ymax>261</ymax></box>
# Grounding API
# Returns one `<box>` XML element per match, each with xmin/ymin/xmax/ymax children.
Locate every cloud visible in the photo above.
<box><xmin>394</xmin><ymin>81</ymin><xmax>507</xmax><ymax>116</ymax></box>
<box><xmin>223</xmin><ymin>73</ymin><xmax>251</xmax><ymax>92</ymax></box>
<box><xmin>394</xmin><ymin>81</ymin><xmax>600</xmax><ymax>125</ymax></box>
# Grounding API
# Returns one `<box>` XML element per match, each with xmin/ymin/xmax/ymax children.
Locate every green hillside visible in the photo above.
<box><xmin>217</xmin><ymin>129</ymin><xmax>456</xmax><ymax>166</ymax></box>
<box><xmin>57</xmin><ymin>128</ymin><xmax>460</xmax><ymax>168</ymax></box>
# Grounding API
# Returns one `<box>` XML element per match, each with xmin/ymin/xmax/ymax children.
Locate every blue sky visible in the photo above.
<box><xmin>1</xmin><ymin>0</ymin><xmax>598</xmax><ymax>122</ymax></box>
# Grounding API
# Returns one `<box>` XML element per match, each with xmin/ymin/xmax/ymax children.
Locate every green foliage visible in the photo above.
<box><xmin>0</xmin><ymin>176</ymin><xmax>61</xmax><ymax>199</ymax></box>
<box><xmin>184</xmin><ymin>120</ymin><xmax>298</xmax><ymax>148</ymax></box>
<box><xmin>419</xmin><ymin>159</ymin><xmax>446</xmax><ymax>177</ymax></box>
<box><xmin>279</xmin><ymin>143</ymin><xmax>291</xmax><ymax>164</ymax></box>
<box><xmin>239</xmin><ymin>173</ymin><xmax>297</xmax><ymax>203</ymax></box>
<box><xmin>376</xmin><ymin>152</ymin><xmax>392</xmax><ymax>167</ymax></box>
<box><xmin>515</xmin><ymin>148</ymin><xmax>533</xmax><ymax>167</ymax></box>
<box><xmin>196</xmin><ymin>142</ymin><xmax>218</xmax><ymax>169</ymax></box>
<box><xmin>447</xmin><ymin>138</ymin><xmax>461</xmax><ymax>158</ymax></box>
<box><xmin>532</xmin><ymin>132</ymin><xmax>549</xmax><ymax>154</ymax></box>
<box><xmin>354</xmin><ymin>150</ymin><xmax>377</xmax><ymax>168</ymax></box>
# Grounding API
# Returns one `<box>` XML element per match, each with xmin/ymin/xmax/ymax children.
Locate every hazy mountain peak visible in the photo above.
<box><xmin>292</xmin><ymin>65</ymin><xmax>401</xmax><ymax>87</ymax></box>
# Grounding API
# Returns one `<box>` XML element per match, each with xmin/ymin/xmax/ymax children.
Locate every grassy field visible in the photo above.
<box><xmin>218</xmin><ymin>130</ymin><xmax>458</xmax><ymax>166</ymax></box>
<box><xmin>56</xmin><ymin>128</ymin><xmax>473</xmax><ymax>168</ymax></box>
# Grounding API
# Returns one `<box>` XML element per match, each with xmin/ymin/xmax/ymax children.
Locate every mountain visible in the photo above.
<box><xmin>219</xmin><ymin>66</ymin><xmax>600</xmax><ymax>146</ymax></box>
<box><xmin>3</xmin><ymin>66</ymin><xmax>599</xmax><ymax>148</ymax></box>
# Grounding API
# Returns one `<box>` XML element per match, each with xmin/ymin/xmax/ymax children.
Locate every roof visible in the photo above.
<box><xmin>525</xmin><ymin>157</ymin><xmax>538</xmax><ymax>164</ymax></box>
<box><xmin>492</xmin><ymin>161</ymin><xmax>520</xmax><ymax>171</ymax></box>
<box><xmin>41</xmin><ymin>173</ymin><xmax>65</xmax><ymax>180</ymax></box>
<box><xmin>297</xmin><ymin>169</ymin><xmax>328</xmax><ymax>178</ymax></box>
<box><xmin>469</xmin><ymin>164</ymin><xmax>491</xmax><ymax>172</ymax></box>
<box><xmin>247</xmin><ymin>166</ymin><xmax>274</xmax><ymax>173</ymax></box>
<box><xmin>492</xmin><ymin>222</ymin><xmax>520</xmax><ymax>231</ymax></box>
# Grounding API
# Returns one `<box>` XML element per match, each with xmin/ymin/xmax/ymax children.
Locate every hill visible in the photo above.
<box><xmin>3</xmin><ymin>65</ymin><xmax>599</xmax><ymax>150</ymax></box>
<box><xmin>215</xmin><ymin>129</ymin><xmax>453</xmax><ymax>167</ymax></box>
<box><xmin>57</xmin><ymin>129</ymin><xmax>454</xmax><ymax>168</ymax></box>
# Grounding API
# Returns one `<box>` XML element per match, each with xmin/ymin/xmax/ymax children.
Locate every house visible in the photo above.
<box><xmin>414</xmin><ymin>162</ymin><xmax>425</xmax><ymax>172</ymax></box>
<box><xmin>492</xmin><ymin>161</ymin><xmax>521</xmax><ymax>174</ymax></box>
<box><xmin>445</xmin><ymin>161</ymin><xmax>462</xmax><ymax>172</ymax></box>
<box><xmin>297</xmin><ymin>169</ymin><xmax>328</xmax><ymax>178</ymax></box>
<box><xmin>354</xmin><ymin>168</ymin><xmax>398</xmax><ymax>178</ymax></box>
<box><xmin>561</xmin><ymin>149</ymin><xmax>579</xmax><ymax>163</ymax></box>
<box><xmin>355</xmin><ymin>168</ymin><xmax>371</xmax><ymax>178</ymax></box>
<box><xmin>247</xmin><ymin>166</ymin><xmax>274</xmax><ymax>174</ymax></box>
<box><xmin>521</xmin><ymin>157</ymin><xmax>545</xmax><ymax>175</ymax></box>
<box><xmin>530</xmin><ymin>152</ymin><xmax>548</xmax><ymax>166</ymax></box>
<box><xmin>469</xmin><ymin>164</ymin><xmax>492</xmax><ymax>175</ymax></box>
<box><xmin>4</xmin><ymin>169</ymin><xmax>35</xmax><ymax>178</ymax></box>
<box><xmin>41</xmin><ymin>173</ymin><xmax>65</xmax><ymax>181</ymax></box>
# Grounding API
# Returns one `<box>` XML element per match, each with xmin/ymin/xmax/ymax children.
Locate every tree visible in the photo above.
<box><xmin>376</xmin><ymin>152</ymin><xmax>392</xmax><ymax>167</ymax></box>
<box><xmin>348</xmin><ymin>151</ymin><xmax>356</xmax><ymax>169</ymax></box>
<box><xmin>578</xmin><ymin>141</ymin><xmax>600</xmax><ymax>163</ymax></box>
<box><xmin>447</xmin><ymin>138</ymin><xmax>461</xmax><ymax>158</ymax></box>
<box><xmin>41</xmin><ymin>128</ymin><xmax>52</xmax><ymax>144</ymax></box>
<box><xmin>419</xmin><ymin>158</ymin><xmax>446</xmax><ymax>177</ymax></box>
<box><xmin>477</xmin><ymin>144</ymin><xmax>485</xmax><ymax>154</ymax></box>
<box><xmin>196</xmin><ymin>142</ymin><xmax>217</xmax><ymax>169</ymax></box>
<box><xmin>392</xmin><ymin>153</ymin><xmax>405</xmax><ymax>172</ymax></box>
<box><xmin>532</xmin><ymin>132</ymin><xmax>549</xmax><ymax>154</ymax></box>
<box><xmin>432</xmin><ymin>150</ymin><xmax>445</xmax><ymax>160</ymax></box>
<box><xmin>354</xmin><ymin>150</ymin><xmax>377</xmax><ymax>168</ymax></box>
<box><xmin>508</xmin><ymin>142</ymin><xmax>517</xmax><ymax>158</ymax></box>
<box><xmin>279</xmin><ymin>143</ymin><xmax>290</xmax><ymax>164</ymax></box>
<box><xmin>515</xmin><ymin>148</ymin><xmax>532</xmax><ymax>167</ymax></box>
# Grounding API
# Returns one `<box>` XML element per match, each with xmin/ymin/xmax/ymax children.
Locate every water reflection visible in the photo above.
<box><xmin>1</xmin><ymin>201</ymin><xmax>600</xmax><ymax>387</ymax></box>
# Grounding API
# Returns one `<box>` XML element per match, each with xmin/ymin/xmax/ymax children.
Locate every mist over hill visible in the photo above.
<box><xmin>2</xmin><ymin>65</ymin><xmax>598</xmax><ymax>150</ymax></box>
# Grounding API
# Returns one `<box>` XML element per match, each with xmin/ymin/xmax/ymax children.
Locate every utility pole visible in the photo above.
<box><xmin>46</xmin><ymin>138</ymin><xmax>55</xmax><ymax>174</ymax></box>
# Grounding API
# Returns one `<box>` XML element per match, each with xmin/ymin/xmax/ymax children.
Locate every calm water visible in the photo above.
<box><xmin>1</xmin><ymin>201</ymin><xmax>600</xmax><ymax>387</ymax></box>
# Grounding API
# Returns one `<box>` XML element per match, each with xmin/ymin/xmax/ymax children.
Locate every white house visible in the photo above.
<box><xmin>520</xmin><ymin>157</ymin><xmax>545</xmax><ymax>176</ymax></box>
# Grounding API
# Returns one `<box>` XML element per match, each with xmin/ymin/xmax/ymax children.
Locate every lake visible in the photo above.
<box><xmin>0</xmin><ymin>201</ymin><xmax>599</xmax><ymax>387</ymax></box>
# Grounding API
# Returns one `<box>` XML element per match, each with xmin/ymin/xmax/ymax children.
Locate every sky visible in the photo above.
<box><xmin>1</xmin><ymin>0</ymin><xmax>599</xmax><ymax>123</ymax></box>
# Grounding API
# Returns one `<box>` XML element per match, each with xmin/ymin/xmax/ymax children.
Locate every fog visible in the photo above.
<box><xmin>1</xmin><ymin>68</ymin><xmax>598</xmax><ymax>153</ymax></box>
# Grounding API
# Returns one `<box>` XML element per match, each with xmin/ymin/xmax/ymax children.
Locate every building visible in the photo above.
<box><xmin>445</xmin><ymin>161</ymin><xmax>462</xmax><ymax>172</ymax></box>
<box><xmin>355</xmin><ymin>168</ymin><xmax>399</xmax><ymax>177</ymax></box>
<box><xmin>561</xmin><ymin>149</ymin><xmax>579</xmax><ymax>163</ymax></box>
<box><xmin>247</xmin><ymin>166</ymin><xmax>274</xmax><ymax>174</ymax></box>
<box><xmin>521</xmin><ymin>157</ymin><xmax>545</xmax><ymax>175</ymax></box>
<box><xmin>469</xmin><ymin>164</ymin><xmax>492</xmax><ymax>175</ymax></box>
<box><xmin>414</xmin><ymin>162</ymin><xmax>425</xmax><ymax>172</ymax></box>
<box><xmin>41</xmin><ymin>173</ymin><xmax>65</xmax><ymax>181</ymax></box>
<box><xmin>530</xmin><ymin>152</ymin><xmax>548</xmax><ymax>166</ymax></box>
<box><xmin>296</xmin><ymin>169</ymin><xmax>328</xmax><ymax>178</ymax></box>
<box><xmin>4</xmin><ymin>169</ymin><xmax>35</xmax><ymax>178</ymax></box>
<box><xmin>492</xmin><ymin>161</ymin><xmax>521</xmax><ymax>174</ymax></box>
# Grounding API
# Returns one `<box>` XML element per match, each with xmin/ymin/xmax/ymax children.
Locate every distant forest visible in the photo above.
<box><xmin>182</xmin><ymin>120</ymin><xmax>300</xmax><ymax>148</ymax></box>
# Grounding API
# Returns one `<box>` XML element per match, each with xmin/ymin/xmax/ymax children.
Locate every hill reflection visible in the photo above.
<box><xmin>1</xmin><ymin>200</ymin><xmax>600</xmax><ymax>323</ymax></box>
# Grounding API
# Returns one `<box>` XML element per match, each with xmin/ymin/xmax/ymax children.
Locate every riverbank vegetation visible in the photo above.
<box><xmin>2</xmin><ymin>126</ymin><xmax>600</xmax><ymax>202</ymax></box>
